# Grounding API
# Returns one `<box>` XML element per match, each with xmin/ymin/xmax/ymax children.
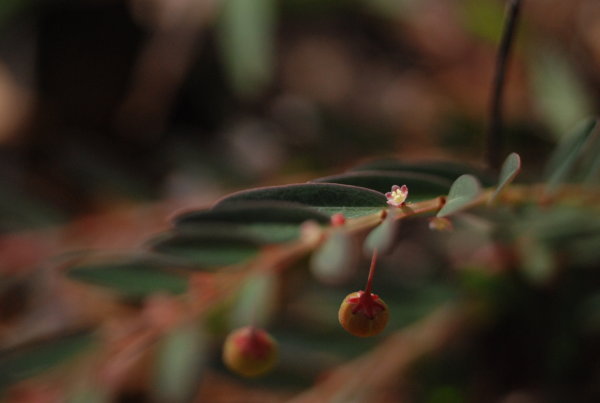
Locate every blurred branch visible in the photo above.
<box><xmin>115</xmin><ymin>0</ymin><xmax>219</xmax><ymax>140</ymax></box>
<box><xmin>289</xmin><ymin>303</ymin><xmax>469</xmax><ymax>403</ymax></box>
<box><xmin>486</xmin><ymin>0</ymin><xmax>523</xmax><ymax>171</ymax></box>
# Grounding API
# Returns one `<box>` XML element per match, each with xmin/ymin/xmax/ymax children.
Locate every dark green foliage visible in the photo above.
<box><xmin>213</xmin><ymin>183</ymin><xmax>388</xmax><ymax>218</ymax></box>
<box><xmin>147</xmin><ymin>231</ymin><xmax>260</xmax><ymax>268</ymax></box>
<box><xmin>0</xmin><ymin>330</ymin><xmax>94</xmax><ymax>392</ymax></box>
<box><xmin>312</xmin><ymin>170</ymin><xmax>451</xmax><ymax>200</ymax></box>
<box><xmin>67</xmin><ymin>257</ymin><xmax>189</xmax><ymax>298</ymax></box>
<box><xmin>173</xmin><ymin>202</ymin><xmax>330</xmax><ymax>244</ymax></box>
<box><xmin>350</xmin><ymin>159</ymin><xmax>494</xmax><ymax>186</ymax></box>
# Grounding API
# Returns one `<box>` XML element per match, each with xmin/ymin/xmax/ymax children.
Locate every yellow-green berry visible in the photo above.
<box><xmin>222</xmin><ymin>326</ymin><xmax>278</xmax><ymax>377</ymax></box>
<box><xmin>338</xmin><ymin>291</ymin><xmax>389</xmax><ymax>337</ymax></box>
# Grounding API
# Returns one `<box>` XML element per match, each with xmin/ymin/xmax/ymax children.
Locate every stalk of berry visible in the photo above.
<box><xmin>338</xmin><ymin>249</ymin><xmax>389</xmax><ymax>337</ymax></box>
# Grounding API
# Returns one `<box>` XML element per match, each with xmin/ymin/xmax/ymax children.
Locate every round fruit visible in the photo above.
<box><xmin>338</xmin><ymin>291</ymin><xmax>389</xmax><ymax>337</ymax></box>
<box><xmin>222</xmin><ymin>326</ymin><xmax>278</xmax><ymax>377</ymax></box>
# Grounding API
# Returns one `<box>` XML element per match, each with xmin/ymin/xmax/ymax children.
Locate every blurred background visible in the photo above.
<box><xmin>0</xmin><ymin>0</ymin><xmax>598</xmax><ymax>236</ymax></box>
<box><xmin>1</xmin><ymin>1</ymin><xmax>600</xmax><ymax>401</ymax></box>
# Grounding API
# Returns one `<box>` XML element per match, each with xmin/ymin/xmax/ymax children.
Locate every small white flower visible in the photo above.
<box><xmin>385</xmin><ymin>185</ymin><xmax>408</xmax><ymax>207</ymax></box>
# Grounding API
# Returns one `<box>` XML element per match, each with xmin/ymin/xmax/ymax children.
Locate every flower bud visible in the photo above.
<box><xmin>338</xmin><ymin>291</ymin><xmax>389</xmax><ymax>337</ymax></box>
<box><xmin>222</xmin><ymin>326</ymin><xmax>278</xmax><ymax>377</ymax></box>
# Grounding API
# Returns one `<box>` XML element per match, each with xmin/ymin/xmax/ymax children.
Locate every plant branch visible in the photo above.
<box><xmin>486</xmin><ymin>0</ymin><xmax>523</xmax><ymax>171</ymax></box>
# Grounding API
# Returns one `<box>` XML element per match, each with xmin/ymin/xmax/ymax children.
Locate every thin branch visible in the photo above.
<box><xmin>486</xmin><ymin>0</ymin><xmax>523</xmax><ymax>171</ymax></box>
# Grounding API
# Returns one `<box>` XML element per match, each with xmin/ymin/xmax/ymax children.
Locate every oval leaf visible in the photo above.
<box><xmin>67</xmin><ymin>256</ymin><xmax>189</xmax><ymax>298</ymax></box>
<box><xmin>153</xmin><ymin>323</ymin><xmax>207</xmax><ymax>403</ymax></box>
<box><xmin>350</xmin><ymin>159</ymin><xmax>493</xmax><ymax>186</ymax></box>
<box><xmin>311</xmin><ymin>170</ymin><xmax>451</xmax><ymax>200</ymax></box>
<box><xmin>173</xmin><ymin>202</ymin><xmax>329</xmax><ymax>244</ymax></box>
<box><xmin>437</xmin><ymin>175</ymin><xmax>482</xmax><ymax>218</ymax></box>
<box><xmin>544</xmin><ymin>119</ymin><xmax>597</xmax><ymax>193</ymax></box>
<box><xmin>174</xmin><ymin>201</ymin><xmax>329</xmax><ymax>226</ymax></box>
<box><xmin>213</xmin><ymin>183</ymin><xmax>387</xmax><ymax>218</ymax></box>
<box><xmin>490</xmin><ymin>152</ymin><xmax>521</xmax><ymax>203</ymax></box>
<box><xmin>229</xmin><ymin>272</ymin><xmax>277</xmax><ymax>328</ymax></box>
<box><xmin>310</xmin><ymin>229</ymin><xmax>357</xmax><ymax>285</ymax></box>
<box><xmin>0</xmin><ymin>330</ymin><xmax>94</xmax><ymax>391</ymax></box>
<box><xmin>147</xmin><ymin>231</ymin><xmax>259</xmax><ymax>268</ymax></box>
<box><xmin>218</xmin><ymin>0</ymin><xmax>274</xmax><ymax>96</ymax></box>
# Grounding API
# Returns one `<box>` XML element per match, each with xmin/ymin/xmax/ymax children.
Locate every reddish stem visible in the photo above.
<box><xmin>364</xmin><ymin>248</ymin><xmax>378</xmax><ymax>295</ymax></box>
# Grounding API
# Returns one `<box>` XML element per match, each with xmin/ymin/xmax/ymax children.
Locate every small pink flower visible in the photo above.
<box><xmin>385</xmin><ymin>185</ymin><xmax>408</xmax><ymax>207</ymax></box>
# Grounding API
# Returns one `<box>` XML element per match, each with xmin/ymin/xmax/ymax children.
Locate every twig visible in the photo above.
<box><xmin>486</xmin><ymin>0</ymin><xmax>523</xmax><ymax>171</ymax></box>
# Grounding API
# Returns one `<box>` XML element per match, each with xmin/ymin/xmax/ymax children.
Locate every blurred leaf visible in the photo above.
<box><xmin>213</xmin><ymin>183</ymin><xmax>387</xmax><ymax>218</ymax></box>
<box><xmin>154</xmin><ymin>323</ymin><xmax>206</xmax><ymax>403</ymax></box>
<box><xmin>67</xmin><ymin>385</ymin><xmax>109</xmax><ymax>403</ymax></box>
<box><xmin>218</xmin><ymin>0</ymin><xmax>275</xmax><ymax>97</ymax></box>
<box><xmin>490</xmin><ymin>152</ymin><xmax>521</xmax><ymax>203</ymax></box>
<box><xmin>544</xmin><ymin>119</ymin><xmax>597</xmax><ymax>193</ymax></box>
<box><xmin>0</xmin><ymin>330</ymin><xmax>94</xmax><ymax>391</ymax></box>
<box><xmin>363</xmin><ymin>213</ymin><xmax>397</xmax><ymax>255</ymax></box>
<box><xmin>147</xmin><ymin>231</ymin><xmax>259</xmax><ymax>268</ymax></box>
<box><xmin>437</xmin><ymin>175</ymin><xmax>482</xmax><ymax>218</ymax></box>
<box><xmin>310</xmin><ymin>229</ymin><xmax>357</xmax><ymax>285</ymax></box>
<box><xmin>517</xmin><ymin>236</ymin><xmax>556</xmax><ymax>286</ymax></box>
<box><xmin>173</xmin><ymin>202</ymin><xmax>329</xmax><ymax>244</ymax></box>
<box><xmin>230</xmin><ymin>272</ymin><xmax>278</xmax><ymax>328</ymax></box>
<box><xmin>460</xmin><ymin>0</ymin><xmax>504</xmax><ymax>43</ymax></box>
<box><xmin>515</xmin><ymin>206</ymin><xmax>600</xmax><ymax>246</ymax></box>
<box><xmin>312</xmin><ymin>170</ymin><xmax>451</xmax><ymax>200</ymax></box>
<box><xmin>0</xmin><ymin>179</ymin><xmax>66</xmax><ymax>232</ymax></box>
<box><xmin>175</xmin><ymin>202</ymin><xmax>329</xmax><ymax>226</ymax></box>
<box><xmin>575</xmin><ymin>125</ymin><xmax>600</xmax><ymax>184</ymax></box>
<box><xmin>350</xmin><ymin>159</ymin><xmax>493</xmax><ymax>186</ymax></box>
<box><xmin>531</xmin><ymin>49</ymin><xmax>593</xmax><ymax>139</ymax></box>
<box><xmin>67</xmin><ymin>257</ymin><xmax>188</xmax><ymax>298</ymax></box>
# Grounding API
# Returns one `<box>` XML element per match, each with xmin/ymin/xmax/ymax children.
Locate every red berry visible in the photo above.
<box><xmin>338</xmin><ymin>291</ymin><xmax>389</xmax><ymax>337</ymax></box>
<box><xmin>222</xmin><ymin>326</ymin><xmax>278</xmax><ymax>377</ymax></box>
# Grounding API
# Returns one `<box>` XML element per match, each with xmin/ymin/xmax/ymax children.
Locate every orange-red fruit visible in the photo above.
<box><xmin>222</xmin><ymin>326</ymin><xmax>278</xmax><ymax>377</ymax></box>
<box><xmin>338</xmin><ymin>291</ymin><xmax>389</xmax><ymax>337</ymax></box>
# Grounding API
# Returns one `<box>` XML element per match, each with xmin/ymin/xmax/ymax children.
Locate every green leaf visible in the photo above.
<box><xmin>544</xmin><ymin>119</ymin><xmax>597</xmax><ymax>192</ymax></box>
<box><xmin>460</xmin><ymin>0</ymin><xmax>504</xmax><ymax>43</ymax></box>
<box><xmin>531</xmin><ymin>49</ymin><xmax>593</xmax><ymax>139</ymax></box>
<box><xmin>153</xmin><ymin>324</ymin><xmax>207</xmax><ymax>403</ymax></box>
<box><xmin>218</xmin><ymin>0</ymin><xmax>275</xmax><ymax>97</ymax></box>
<box><xmin>573</xmin><ymin>123</ymin><xmax>600</xmax><ymax>184</ymax></box>
<box><xmin>0</xmin><ymin>331</ymin><xmax>94</xmax><ymax>391</ymax></box>
<box><xmin>147</xmin><ymin>231</ymin><xmax>259</xmax><ymax>268</ymax></box>
<box><xmin>230</xmin><ymin>272</ymin><xmax>278</xmax><ymax>328</ymax></box>
<box><xmin>490</xmin><ymin>152</ymin><xmax>521</xmax><ymax>203</ymax></box>
<box><xmin>67</xmin><ymin>257</ymin><xmax>189</xmax><ymax>298</ymax></box>
<box><xmin>517</xmin><ymin>236</ymin><xmax>556</xmax><ymax>286</ymax></box>
<box><xmin>213</xmin><ymin>183</ymin><xmax>387</xmax><ymax>218</ymax></box>
<box><xmin>515</xmin><ymin>206</ymin><xmax>600</xmax><ymax>246</ymax></box>
<box><xmin>437</xmin><ymin>175</ymin><xmax>482</xmax><ymax>218</ymax></box>
<box><xmin>311</xmin><ymin>170</ymin><xmax>451</xmax><ymax>200</ymax></box>
<box><xmin>350</xmin><ymin>159</ymin><xmax>493</xmax><ymax>186</ymax></box>
<box><xmin>173</xmin><ymin>202</ymin><xmax>329</xmax><ymax>244</ymax></box>
<box><xmin>363</xmin><ymin>212</ymin><xmax>398</xmax><ymax>255</ymax></box>
<box><xmin>310</xmin><ymin>229</ymin><xmax>357</xmax><ymax>285</ymax></box>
